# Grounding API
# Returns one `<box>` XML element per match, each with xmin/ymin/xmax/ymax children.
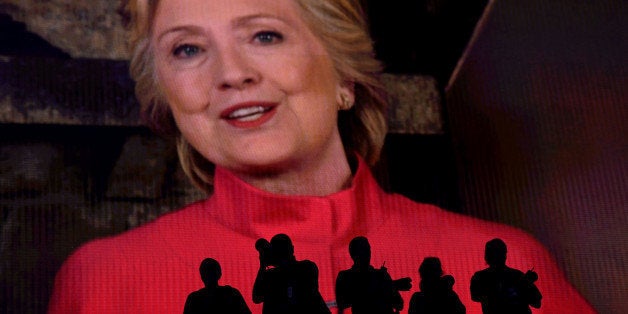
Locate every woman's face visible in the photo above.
<box><xmin>152</xmin><ymin>0</ymin><xmax>351</xmax><ymax>173</ymax></box>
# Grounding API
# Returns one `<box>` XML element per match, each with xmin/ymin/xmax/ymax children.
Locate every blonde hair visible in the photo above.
<box><xmin>119</xmin><ymin>0</ymin><xmax>388</xmax><ymax>194</ymax></box>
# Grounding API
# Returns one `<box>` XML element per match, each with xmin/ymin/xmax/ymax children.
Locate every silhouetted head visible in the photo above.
<box><xmin>270</xmin><ymin>233</ymin><xmax>295</xmax><ymax>262</ymax></box>
<box><xmin>485</xmin><ymin>238</ymin><xmax>508</xmax><ymax>267</ymax></box>
<box><xmin>199</xmin><ymin>258</ymin><xmax>221</xmax><ymax>287</ymax></box>
<box><xmin>419</xmin><ymin>257</ymin><xmax>443</xmax><ymax>281</ymax></box>
<box><xmin>348</xmin><ymin>236</ymin><xmax>371</xmax><ymax>266</ymax></box>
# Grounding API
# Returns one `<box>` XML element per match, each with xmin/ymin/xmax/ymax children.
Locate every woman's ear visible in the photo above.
<box><xmin>336</xmin><ymin>81</ymin><xmax>355</xmax><ymax>110</ymax></box>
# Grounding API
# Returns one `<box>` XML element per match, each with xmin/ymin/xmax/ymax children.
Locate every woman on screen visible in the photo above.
<box><xmin>49</xmin><ymin>0</ymin><xmax>596</xmax><ymax>313</ymax></box>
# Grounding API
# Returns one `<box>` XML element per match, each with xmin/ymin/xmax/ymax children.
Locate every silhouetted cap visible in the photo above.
<box><xmin>200</xmin><ymin>258</ymin><xmax>222</xmax><ymax>286</ymax></box>
<box><xmin>419</xmin><ymin>257</ymin><xmax>443</xmax><ymax>280</ymax></box>
<box><xmin>348</xmin><ymin>236</ymin><xmax>371</xmax><ymax>258</ymax></box>
<box><xmin>485</xmin><ymin>238</ymin><xmax>507</xmax><ymax>267</ymax></box>
<box><xmin>270</xmin><ymin>233</ymin><xmax>294</xmax><ymax>259</ymax></box>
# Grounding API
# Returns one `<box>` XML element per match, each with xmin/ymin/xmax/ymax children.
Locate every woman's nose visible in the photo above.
<box><xmin>213</xmin><ymin>47</ymin><xmax>260</xmax><ymax>91</ymax></box>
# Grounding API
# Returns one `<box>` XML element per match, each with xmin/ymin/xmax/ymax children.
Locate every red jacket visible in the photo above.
<box><xmin>49</xmin><ymin>159</ymin><xmax>596</xmax><ymax>313</ymax></box>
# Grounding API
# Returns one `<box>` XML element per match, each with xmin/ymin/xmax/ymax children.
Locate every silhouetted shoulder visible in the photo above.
<box><xmin>217</xmin><ymin>285</ymin><xmax>246</xmax><ymax>299</ymax></box>
<box><xmin>299</xmin><ymin>259</ymin><xmax>319</xmax><ymax>271</ymax></box>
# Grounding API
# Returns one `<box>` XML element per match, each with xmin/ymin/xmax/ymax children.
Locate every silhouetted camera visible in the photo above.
<box><xmin>255</xmin><ymin>238</ymin><xmax>276</xmax><ymax>267</ymax></box>
<box><xmin>392</xmin><ymin>277</ymin><xmax>412</xmax><ymax>291</ymax></box>
<box><xmin>524</xmin><ymin>269</ymin><xmax>538</xmax><ymax>283</ymax></box>
<box><xmin>381</xmin><ymin>263</ymin><xmax>412</xmax><ymax>292</ymax></box>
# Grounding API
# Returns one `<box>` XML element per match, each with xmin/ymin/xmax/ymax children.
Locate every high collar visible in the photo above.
<box><xmin>206</xmin><ymin>157</ymin><xmax>388</xmax><ymax>245</ymax></box>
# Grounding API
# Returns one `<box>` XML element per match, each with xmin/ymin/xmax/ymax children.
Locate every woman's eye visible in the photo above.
<box><xmin>172</xmin><ymin>44</ymin><xmax>201</xmax><ymax>58</ymax></box>
<box><xmin>253</xmin><ymin>31</ymin><xmax>283</xmax><ymax>44</ymax></box>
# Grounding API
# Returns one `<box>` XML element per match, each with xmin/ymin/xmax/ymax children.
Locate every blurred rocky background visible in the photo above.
<box><xmin>0</xmin><ymin>0</ymin><xmax>127</xmax><ymax>59</ymax></box>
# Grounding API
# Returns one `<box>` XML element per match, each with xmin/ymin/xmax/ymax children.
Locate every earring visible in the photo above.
<box><xmin>339</xmin><ymin>93</ymin><xmax>353</xmax><ymax>110</ymax></box>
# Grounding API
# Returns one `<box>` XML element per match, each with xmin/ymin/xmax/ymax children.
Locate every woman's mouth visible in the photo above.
<box><xmin>227</xmin><ymin>106</ymin><xmax>272</xmax><ymax>121</ymax></box>
<box><xmin>221</xmin><ymin>102</ymin><xmax>278</xmax><ymax>128</ymax></box>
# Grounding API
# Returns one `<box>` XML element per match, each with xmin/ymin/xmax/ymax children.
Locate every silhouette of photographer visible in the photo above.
<box><xmin>408</xmin><ymin>257</ymin><xmax>465</xmax><ymax>314</ymax></box>
<box><xmin>335</xmin><ymin>236</ymin><xmax>410</xmax><ymax>314</ymax></box>
<box><xmin>470</xmin><ymin>238</ymin><xmax>542</xmax><ymax>314</ymax></box>
<box><xmin>252</xmin><ymin>233</ymin><xmax>330</xmax><ymax>314</ymax></box>
<box><xmin>183</xmin><ymin>258</ymin><xmax>251</xmax><ymax>314</ymax></box>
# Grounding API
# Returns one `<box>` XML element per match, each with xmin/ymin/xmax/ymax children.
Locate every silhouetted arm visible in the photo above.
<box><xmin>335</xmin><ymin>271</ymin><xmax>350</xmax><ymax>313</ymax></box>
<box><xmin>523</xmin><ymin>277</ymin><xmax>542</xmax><ymax>309</ymax></box>
<box><xmin>231</xmin><ymin>288</ymin><xmax>252</xmax><ymax>314</ymax></box>
<box><xmin>528</xmin><ymin>286</ymin><xmax>542</xmax><ymax>309</ymax></box>
<box><xmin>182</xmin><ymin>293</ymin><xmax>195</xmax><ymax>314</ymax></box>
<box><xmin>407</xmin><ymin>293</ymin><xmax>419</xmax><ymax>314</ymax></box>
<box><xmin>252</xmin><ymin>266</ymin><xmax>267</xmax><ymax>304</ymax></box>
<box><xmin>385</xmin><ymin>271</ymin><xmax>404</xmax><ymax>312</ymax></box>
<box><xmin>450</xmin><ymin>291</ymin><xmax>467</xmax><ymax>314</ymax></box>
<box><xmin>302</xmin><ymin>260</ymin><xmax>331</xmax><ymax>314</ymax></box>
<box><xmin>306</xmin><ymin>260</ymin><xmax>320</xmax><ymax>293</ymax></box>
<box><xmin>469</xmin><ymin>273</ymin><xmax>485</xmax><ymax>303</ymax></box>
